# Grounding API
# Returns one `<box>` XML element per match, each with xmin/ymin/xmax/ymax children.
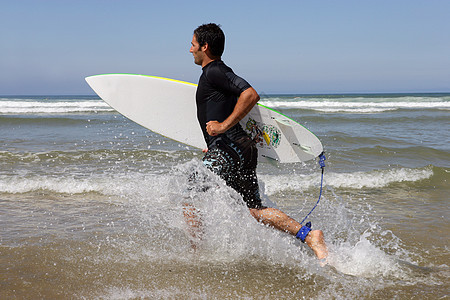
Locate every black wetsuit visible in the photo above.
<box><xmin>196</xmin><ymin>60</ymin><xmax>262</xmax><ymax>208</ymax></box>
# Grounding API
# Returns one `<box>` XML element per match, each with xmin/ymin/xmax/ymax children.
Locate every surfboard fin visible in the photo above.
<box><xmin>273</xmin><ymin>118</ymin><xmax>292</xmax><ymax>127</ymax></box>
<box><xmin>292</xmin><ymin>143</ymin><xmax>314</xmax><ymax>155</ymax></box>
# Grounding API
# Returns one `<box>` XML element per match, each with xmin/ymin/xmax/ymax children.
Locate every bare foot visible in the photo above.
<box><xmin>305</xmin><ymin>230</ymin><xmax>328</xmax><ymax>261</ymax></box>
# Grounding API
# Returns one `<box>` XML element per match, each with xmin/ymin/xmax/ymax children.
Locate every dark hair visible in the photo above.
<box><xmin>193</xmin><ymin>23</ymin><xmax>225</xmax><ymax>57</ymax></box>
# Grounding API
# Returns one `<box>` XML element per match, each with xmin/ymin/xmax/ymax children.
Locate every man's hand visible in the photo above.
<box><xmin>206</xmin><ymin>120</ymin><xmax>226</xmax><ymax>136</ymax></box>
<box><xmin>206</xmin><ymin>87</ymin><xmax>260</xmax><ymax>137</ymax></box>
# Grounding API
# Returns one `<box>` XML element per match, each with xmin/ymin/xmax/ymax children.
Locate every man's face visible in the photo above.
<box><xmin>190</xmin><ymin>35</ymin><xmax>205</xmax><ymax>66</ymax></box>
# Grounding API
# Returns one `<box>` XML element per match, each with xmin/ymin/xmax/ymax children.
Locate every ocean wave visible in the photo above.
<box><xmin>324</xmin><ymin>167</ymin><xmax>433</xmax><ymax>189</ymax></box>
<box><xmin>313</xmin><ymin>108</ymin><xmax>398</xmax><ymax>113</ymax></box>
<box><xmin>0</xmin><ymin>166</ymin><xmax>435</xmax><ymax>195</ymax></box>
<box><xmin>260</xmin><ymin>166</ymin><xmax>434</xmax><ymax>195</ymax></box>
<box><xmin>260</xmin><ymin>100</ymin><xmax>450</xmax><ymax>112</ymax></box>
<box><xmin>0</xmin><ymin>149</ymin><xmax>198</xmax><ymax>165</ymax></box>
<box><xmin>0</xmin><ymin>100</ymin><xmax>113</xmax><ymax>114</ymax></box>
<box><xmin>2</xmin><ymin>95</ymin><xmax>448</xmax><ymax>115</ymax></box>
<box><xmin>0</xmin><ymin>174</ymin><xmax>156</xmax><ymax>195</ymax></box>
<box><xmin>262</xmin><ymin>94</ymin><xmax>450</xmax><ymax>103</ymax></box>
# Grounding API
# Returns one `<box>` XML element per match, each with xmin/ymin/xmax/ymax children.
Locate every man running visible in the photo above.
<box><xmin>188</xmin><ymin>23</ymin><xmax>327</xmax><ymax>260</ymax></box>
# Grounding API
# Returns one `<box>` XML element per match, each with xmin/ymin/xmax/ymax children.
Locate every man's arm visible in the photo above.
<box><xmin>206</xmin><ymin>87</ymin><xmax>260</xmax><ymax>136</ymax></box>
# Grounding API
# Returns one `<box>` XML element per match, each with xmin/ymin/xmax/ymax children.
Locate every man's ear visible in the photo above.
<box><xmin>201</xmin><ymin>43</ymin><xmax>209</xmax><ymax>52</ymax></box>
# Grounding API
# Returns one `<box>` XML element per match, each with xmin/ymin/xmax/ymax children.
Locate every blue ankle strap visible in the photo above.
<box><xmin>296</xmin><ymin>222</ymin><xmax>312</xmax><ymax>243</ymax></box>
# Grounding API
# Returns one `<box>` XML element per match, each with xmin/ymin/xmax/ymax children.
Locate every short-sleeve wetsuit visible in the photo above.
<box><xmin>196</xmin><ymin>60</ymin><xmax>263</xmax><ymax>208</ymax></box>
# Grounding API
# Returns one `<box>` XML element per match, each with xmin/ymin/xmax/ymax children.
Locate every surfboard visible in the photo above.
<box><xmin>85</xmin><ymin>74</ymin><xmax>323</xmax><ymax>163</ymax></box>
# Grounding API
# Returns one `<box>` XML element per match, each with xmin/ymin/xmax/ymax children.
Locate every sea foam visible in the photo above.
<box><xmin>0</xmin><ymin>99</ymin><xmax>112</xmax><ymax>114</ymax></box>
<box><xmin>260</xmin><ymin>100</ymin><xmax>450</xmax><ymax>112</ymax></box>
<box><xmin>259</xmin><ymin>166</ymin><xmax>433</xmax><ymax>195</ymax></box>
<box><xmin>0</xmin><ymin>166</ymin><xmax>433</xmax><ymax>195</ymax></box>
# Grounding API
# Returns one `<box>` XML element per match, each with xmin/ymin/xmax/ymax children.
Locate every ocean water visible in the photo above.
<box><xmin>1</xmin><ymin>94</ymin><xmax>449</xmax><ymax>299</ymax></box>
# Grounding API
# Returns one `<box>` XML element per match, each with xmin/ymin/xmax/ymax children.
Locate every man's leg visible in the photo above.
<box><xmin>201</xmin><ymin>140</ymin><xmax>328</xmax><ymax>259</ymax></box>
<box><xmin>249</xmin><ymin>207</ymin><xmax>328</xmax><ymax>260</ymax></box>
<box><xmin>183</xmin><ymin>203</ymin><xmax>203</xmax><ymax>250</ymax></box>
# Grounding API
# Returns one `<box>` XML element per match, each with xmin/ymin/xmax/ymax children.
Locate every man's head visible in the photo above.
<box><xmin>190</xmin><ymin>23</ymin><xmax>225</xmax><ymax>66</ymax></box>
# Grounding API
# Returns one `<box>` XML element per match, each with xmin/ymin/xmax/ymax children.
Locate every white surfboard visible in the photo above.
<box><xmin>85</xmin><ymin>74</ymin><xmax>323</xmax><ymax>163</ymax></box>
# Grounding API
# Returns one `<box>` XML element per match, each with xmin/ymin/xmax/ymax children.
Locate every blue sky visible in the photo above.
<box><xmin>1</xmin><ymin>0</ymin><xmax>449</xmax><ymax>94</ymax></box>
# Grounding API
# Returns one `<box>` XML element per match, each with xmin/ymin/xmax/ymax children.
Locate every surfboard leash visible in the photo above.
<box><xmin>299</xmin><ymin>152</ymin><xmax>326</xmax><ymax>226</ymax></box>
